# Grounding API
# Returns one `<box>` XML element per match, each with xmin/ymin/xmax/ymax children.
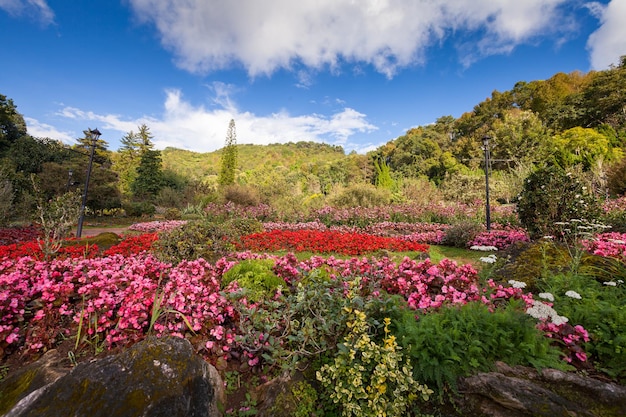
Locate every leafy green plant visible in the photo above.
<box><xmin>516</xmin><ymin>164</ymin><xmax>600</xmax><ymax>239</ymax></box>
<box><xmin>34</xmin><ymin>187</ymin><xmax>81</xmax><ymax>259</ymax></box>
<box><xmin>153</xmin><ymin>219</ymin><xmax>237</xmax><ymax>263</ymax></box>
<box><xmin>537</xmin><ymin>271</ymin><xmax>626</xmax><ymax>382</ymax></box>
<box><xmin>316</xmin><ymin>310</ymin><xmax>432</xmax><ymax>417</ymax></box>
<box><xmin>221</xmin><ymin>259</ymin><xmax>284</xmax><ymax>302</ymax></box>
<box><xmin>269</xmin><ymin>380</ymin><xmax>318</xmax><ymax>417</ymax></box>
<box><xmin>441</xmin><ymin>221</ymin><xmax>482</xmax><ymax>248</ymax></box>
<box><xmin>390</xmin><ymin>300</ymin><xmax>568</xmax><ymax>398</ymax></box>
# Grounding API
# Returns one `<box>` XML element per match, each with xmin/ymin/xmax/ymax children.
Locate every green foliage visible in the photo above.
<box><xmin>221</xmin><ymin>259</ymin><xmax>284</xmax><ymax>302</ymax></box>
<box><xmin>537</xmin><ymin>270</ymin><xmax>626</xmax><ymax>382</ymax></box>
<box><xmin>153</xmin><ymin>219</ymin><xmax>239</xmax><ymax>264</ymax></box>
<box><xmin>34</xmin><ymin>188</ymin><xmax>81</xmax><ymax>259</ymax></box>
<box><xmin>316</xmin><ymin>310</ymin><xmax>432</xmax><ymax>417</ymax></box>
<box><xmin>219</xmin><ymin>119</ymin><xmax>238</xmax><ymax>187</ymax></box>
<box><xmin>516</xmin><ymin>165</ymin><xmax>601</xmax><ymax>239</ymax></box>
<box><xmin>441</xmin><ymin>221</ymin><xmax>482</xmax><ymax>248</ymax></box>
<box><xmin>164</xmin><ymin>208</ymin><xmax>181</xmax><ymax>220</ymax></box>
<box><xmin>390</xmin><ymin>300</ymin><xmax>568</xmax><ymax>398</ymax></box>
<box><xmin>496</xmin><ymin>241</ymin><xmax>573</xmax><ymax>291</ymax></box>
<box><xmin>223</xmin><ymin>184</ymin><xmax>261</xmax><ymax>207</ymax></box>
<box><xmin>0</xmin><ymin>94</ymin><xmax>27</xmax><ymax>157</ymax></box>
<box><xmin>553</xmin><ymin>127</ymin><xmax>611</xmax><ymax>170</ymax></box>
<box><xmin>131</xmin><ymin>149</ymin><xmax>165</xmax><ymax>199</ymax></box>
<box><xmin>0</xmin><ymin>168</ymin><xmax>13</xmax><ymax>226</ymax></box>
<box><xmin>269</xmin><ymin>380</ymin><xmax>318</xmax><ymax>417</ymax></box>
<box><xmin>328</xmin><ymin>183</ymin><xmax>391</xmax><ymax>208</ymax></box>
<box><xmin>122</xmin><ymin>201</ymin><xmax>156</xmax><ymax>217</ymax></box>
<box><xmin>373</xmin><ymin>157</ymin><xmax>395</xmax><ymax>190</ymax></box>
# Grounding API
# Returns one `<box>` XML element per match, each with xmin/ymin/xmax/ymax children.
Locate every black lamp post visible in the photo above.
<box><xmin>482</xmin><ymin>135</ymin><xmax>491</xmax><ymax>231</ymax></box>
<box><xmin>66</xmin><ymin>168</ymin><xmax>73</xmax><ymax>192</ymax></box>
<box><xmin>76</xmin><ymin>128</ymin><xmax>101</xmax><ymax>238</ymax></box>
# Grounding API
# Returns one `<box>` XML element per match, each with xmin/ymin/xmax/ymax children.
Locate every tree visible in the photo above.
<box><xmin>0</xmin><ymin>94</ymin><xmax>27</xmax><ymax>157</ymax></box>
<box><xmin>115</xmin><ymin>124</ymin><xmax>156</xmax><ymax>196</ymax></box>
<box><xmin>131</xmin><ymin>149</ymin><xmax>165</xmax><ymax>199</ymax></box>
<box><xmin>553</xmin><ymin>127</ymin><xmax>611</xmax><ymax>170</ymax></box>
<box><xmin>218</xmin><ymin>119</ymin><xmax>238</xmax><ymax>187</ymax></box>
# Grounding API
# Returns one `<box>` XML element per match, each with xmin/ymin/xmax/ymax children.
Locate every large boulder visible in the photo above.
<box><xmin>458</xmin><ymin>362</ymin><xmax>626</xmax><ymax>417</ymax></box>
<box><xmin>1</xmin><ymin>336</ymin><xmax>224</xmax><ymax>417</ymax></box>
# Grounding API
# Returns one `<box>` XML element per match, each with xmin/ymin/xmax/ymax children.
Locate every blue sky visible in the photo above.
<box><xmin>1</xmin><ymin>0</ymin><xmax>625</xmax><ymax>154</ymax></box>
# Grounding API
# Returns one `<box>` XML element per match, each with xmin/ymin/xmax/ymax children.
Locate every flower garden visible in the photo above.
<box><xmin>1</xmin><ymin>203</ymin><xmax>625</xmax><ymax>416</ymax></box>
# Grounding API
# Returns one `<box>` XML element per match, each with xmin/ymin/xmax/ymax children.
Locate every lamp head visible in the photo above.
<box><xmin>88</xmin><ymin>128</ymin><xmax>102</xmax><ymax>141</ymax></box>
<box><xmin>482</xmin><ymin>135</ymin><xmax>490</xmax><ymax>146</ymax></box>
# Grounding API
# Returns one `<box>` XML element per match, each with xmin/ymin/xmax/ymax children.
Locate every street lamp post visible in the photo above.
<box><xmin>66</xmin><ymin>168</ymin><xmax>73</xmax><ymax>191</ymax></box>
<box><xmin>76</xmin><ymin>128</ymin><xmax>101</xmax><ymax>238</ymax></box>
<box><xmin>482</xmin><ymin>135</ymin><xmax>491</xmax><ymax>231</ymax></box>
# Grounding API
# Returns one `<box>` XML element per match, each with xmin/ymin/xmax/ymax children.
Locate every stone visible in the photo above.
<box><xmin>457</xmin><ymin>362</ymin><xmax>626</xmax><ymax>417</ymax></box>
<box><xmin>2</xmin><ymin>336</ymin><xmax>224</xmax><ymax>417</ymax></box>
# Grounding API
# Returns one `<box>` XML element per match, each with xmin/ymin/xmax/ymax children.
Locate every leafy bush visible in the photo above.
<box><xmin>516</xmin><ymin>165</ymin><xmax>600</xmax><ymax>239</ymax></box>
<box><xmin>536</xmin><ymin>271</ymin><xmax>626</xmax><ymax>382</ymax></box>
<box><xmin>441</xmin><ymin>221</ymin><xmax>482</xmax><ymax>248</ymax></box>
<box><xmin>164</xmin><ymin>208</ymin><xmax>181</xmax><ymax>220</ymax></box>
<box><xmin>153</xmin><ymin>220</ymin><xmax>237</xmax><ymax>263</ymax></box>
<box><xmin>123</xmin><ymin>201</ymin><xmax>156</xmax><ymax>217</ymax></box>
<box><xmin>316</xmin><ymin>309</ymin><xmax>432</xmax><ymax>417</ymax></box>
<box><xmin>390</xmin><ymin>300</ymin><xmax>567</xmax><ymax>397</ymax></box>
<box><xmin>328</xmin><ymin>183</ymin><xmax>392</xmax><ymax>208</ymax></box>
<box><xmin>223</xmin><ymin>184</ymin><xmax>261</xmax><ymax>207</ymax></box>
<box><xmin>221</xmin><ymin>259</ymin><xmax>284</xmax><ymax>302</ymax></box>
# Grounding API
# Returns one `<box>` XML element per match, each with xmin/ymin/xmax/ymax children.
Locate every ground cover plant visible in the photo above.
<box><xmin>1</xmin><ymin>211</ymin><xmax>625</xmax><ymax>415</ymax></box>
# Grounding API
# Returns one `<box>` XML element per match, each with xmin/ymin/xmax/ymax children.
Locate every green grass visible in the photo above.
<box><xmin>262</xmin><ymin>246</ymin><xmax>485</xmax><ymax>268</ymax></box>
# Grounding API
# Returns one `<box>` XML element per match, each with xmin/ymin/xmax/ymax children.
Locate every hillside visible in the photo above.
<box><xmin>161</xmin><ymin>141</ymin><xmax>349</xmax><ymax>182</ymax></box>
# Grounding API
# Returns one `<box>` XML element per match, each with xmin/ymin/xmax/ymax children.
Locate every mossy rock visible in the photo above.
<box><xmin>494</xmin><ymin>241</ymin><xmax>573</xmax><ymax>291</ymax></box>
<box><xmin>1</xmin><ymin>337</ymin><xmax>224</xmax><ymax>417</ymax></box>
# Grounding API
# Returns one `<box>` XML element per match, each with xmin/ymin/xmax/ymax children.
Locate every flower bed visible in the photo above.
<box><xmin>238</xmin><ymin>229</ymin><xmax>430</xmax><ymax>255</ymax></box>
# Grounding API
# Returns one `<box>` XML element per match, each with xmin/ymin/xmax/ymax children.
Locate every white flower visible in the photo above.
<box><xmin>538</xmin><ymin>292</ymin><xmax>554</xmax><ymax>301</ymax></box>
<box><xmin>508</xmin><ymin>280</ymin><xmax>527</xmax><ymax>289</ymax></box>
<box><xmin>470</xmin><ymin>245</ymin><xmax>498</xmax><ymax>252</ymax></box>
<box><xmin>526</xmin><ymin>300</ymin><xmax>568</xmax><ymax>325</ymax></box>
<box><xmin>604</xmin><ymin>281</ymin><xmax>617</xmax><ymax>286</ymax></box>
<box><xmin>480</xmin><ymin>254</ymin><xmax>497</xmax><ymax>264</ymax></box>
<box><xmin>565</xmin><ymin>290</ymin><xmax>582</xmax><ymax>299</ymax></box>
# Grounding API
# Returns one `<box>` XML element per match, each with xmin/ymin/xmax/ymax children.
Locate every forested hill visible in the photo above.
<box><xmin>161</xmin><ymin>141</ymin><xmax>352</xmax><ymax>181</ymax></box>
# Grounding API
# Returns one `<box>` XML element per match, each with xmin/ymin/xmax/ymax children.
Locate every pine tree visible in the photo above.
<box><xmin>218</xmin><ymin>119</ymin><xmax>238</xmax><ymax>186</ymax></box>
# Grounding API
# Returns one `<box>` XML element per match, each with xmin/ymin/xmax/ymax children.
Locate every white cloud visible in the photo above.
<box><xmin>128</xmin><ymin>0</ymin><xmax>572</xmax><ymax>78</ymax></box>
<box><xmin>25</xmin><ymin>117</ymin><xmax>74</xmax><ymax>143</ymax></box>
<box><xmin>55</xmin><ymin>88</ymin><xmax>378</xmax><ymax>153</ymax></box>
<box><xmin>586</xmin><ymin>0</ymin><xmax>626</xmax><ymax>70</ymax></box>
<box><xmin>0</xmin><ymin>0</ymin><xmax>55</xmax><ymax>25</ymax></box>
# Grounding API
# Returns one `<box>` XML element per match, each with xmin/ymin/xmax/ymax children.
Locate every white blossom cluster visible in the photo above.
<box><xmin>526</xmin><ymin>300</ymin><xmax>569</xmax><ymax>326</ymax></box>
<box><xmin>565</xmin><ymin>290</ymin><xmax>582</xmax><ymax>299</ymax></box>
<box><xmin>470</xmin><ymin>245</ymin><xmax>498</xmax><ymax>252</ymax></box>
<box><xmin>538</xmin><ymin>292</ymin><xmax>554</xmax><ymax>302</ymax></box>
<box><xmin>508</xmin><ymin>280</ymin><xmax>527</xmax><ymax>289</ymax></box>
<box><xmin>479</xmin><ymin>254</ymin><xmax>497</xmax><ymax>264</ymax></box>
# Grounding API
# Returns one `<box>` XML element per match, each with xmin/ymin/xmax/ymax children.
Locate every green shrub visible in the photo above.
<box><xmin>441</xmin><ymin>221</ymin><xmax>482</xmax><ymax>248</ymax></box>
<box><xmin>328</xmin><ymin>183</ymin><xmax>392</xmax><ymax>208</ymax></box>
<box><xmin>516</xmin><ymin>165</ymin><xmax>600</xmax><ymax>239</ymax></box>
<box><xmin>316</xmin><ymin>309</ymin><xmax>432</xmax><ymax>417</ymax></box>
<box><xmin>123</xmin><ymin>201</ymin><xmax>156</xmax><ymax>217</ymax></box>
<box><xmin>221</xmin><ymin>259</ymin><xmax>284</xmax><ymax>302</ymax></box>
<box><xmin>226</xmin><ymin>217</ymin><xmax>264</xmax><ymax>236</ymax></box>
<box><xmin>536</xmin><ymin>270</ymin><xmax>626</xmax><ymax>382</ymax></box>
<box><xmin>153</xmin><ymin>220</ymin><xmax>236</xmax><ymax>264</ymax></box>
<box><xmin>164</xmin><ymin>208</ymin><xmax>181</xmax><ymax>220</ymax></box>
<box><xmin>223</xmin><ymin>184</ymin><xmax>261</xmax><ymax>207</ymax></box>
<box><xmin>390</xmin><ymin>300</ymin><xmax>567</xmax><ymax>398</ymax></box>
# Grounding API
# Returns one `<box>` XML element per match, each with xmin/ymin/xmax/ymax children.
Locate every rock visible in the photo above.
<box><xmin>0</xmin><ymin>349</ymin><xmax>70</xmax><ymax>415</ymax></box>
<box><xmin>2</xmin><ymin>336</ymin><xmax>224</xmax><ymax>417</ymax></box>
<box><xmin>458</xmin><ymin>362</ymin><xmax>626</xmax><ymax>417</ymax></box>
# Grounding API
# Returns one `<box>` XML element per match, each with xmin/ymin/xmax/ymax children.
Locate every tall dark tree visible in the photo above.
<box><xmin>131</xmin><ymin>149</ymin><xmax>165</xmax><ymax>199</ymax></box>
<box><xmin>218</xmin><ymin>119</ymin><xmax>238</xmax><ymax>186</ymax></box>
<box><xmin>0</xmin><ymin>94</ymin><xmax>28</xmax><ymax>157</ymax></box>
